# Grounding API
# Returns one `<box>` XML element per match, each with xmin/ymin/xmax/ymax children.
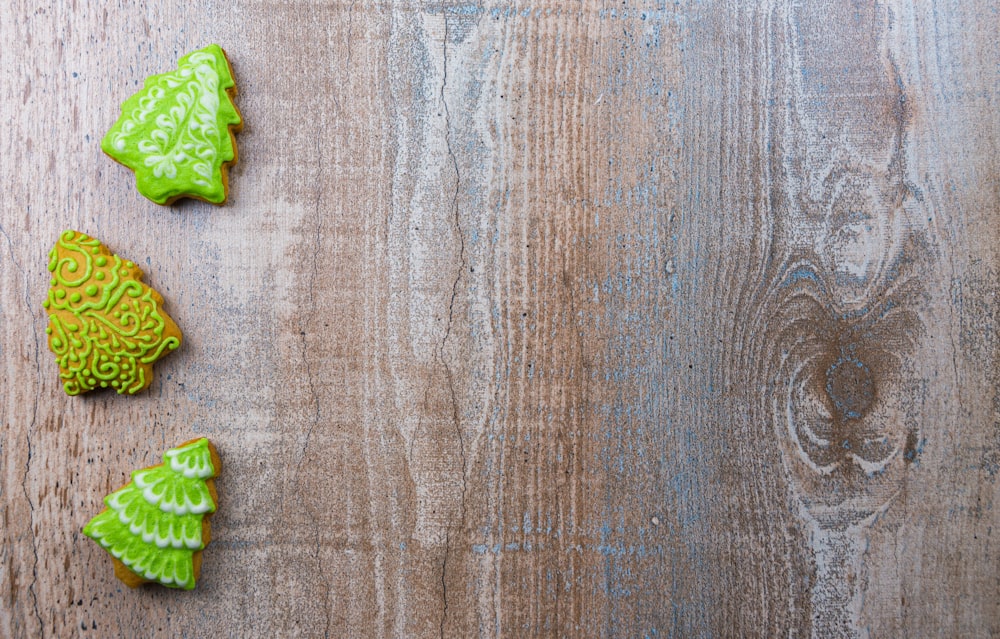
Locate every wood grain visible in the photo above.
<box><xmin>1</xmin><ymin>1</ymin><xmax>998</xmax><ymax>637</ymax></box>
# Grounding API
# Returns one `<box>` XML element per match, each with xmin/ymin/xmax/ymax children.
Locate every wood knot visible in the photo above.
<box><xmin>825</xmin><ymin>357</ymin><xmax>874</xmax><ymax>421</ymax></box>
<box><xmin>763</xmin><ymin>247</ymin><xmax>927</xmax><ymax>527</ymax></box>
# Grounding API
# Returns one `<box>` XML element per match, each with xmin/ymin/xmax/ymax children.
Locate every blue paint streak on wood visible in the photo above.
<box><xmin>593</xmin><ymin>183</ymin><xmax>706</xmax><ymax>637</ymax></box>
<box><xmin>586</xmin><ymin>8</ymin><xmax>721</xmax><ymax>634</ymax></box>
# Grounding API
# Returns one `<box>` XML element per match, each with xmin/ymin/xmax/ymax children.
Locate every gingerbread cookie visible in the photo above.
<box><xmin>83</xmin><ymin>438</ymin><xmax>221</xmax><ymax>590</ymax></box>
<box><xmin>43</xmin><ymin>230</ymin><xmax>182</xmax><ymax>395</ymax></box>
<box><xmin>102</xmin><ymin>44</ymin><xmax>243</xmax><ymax>205</ymax></box>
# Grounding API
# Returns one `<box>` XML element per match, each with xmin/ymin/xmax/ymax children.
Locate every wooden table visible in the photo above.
<box><xmin>2</xmin><ymin>1</ymin><xmax>997</xmax><ymax>637</ymax></box>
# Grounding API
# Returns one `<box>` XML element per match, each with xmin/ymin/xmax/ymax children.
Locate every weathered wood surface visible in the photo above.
<box><xmin>1</xmin><ymin>1</ymin><xmax>998</xmax><ymax>637</ymax></box>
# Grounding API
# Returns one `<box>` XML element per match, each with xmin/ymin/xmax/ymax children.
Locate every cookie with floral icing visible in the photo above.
<box><xmin>83</xmin><ymin>438</ymin><xmax>221</xmax><ymax>590</ymax></box>
<box><xmin>42</xmin><ymin>230</ymin><xmax>182</xmax><ymax>395</ymax></box>
<box><xmin>102</xmin><ymin>44</ymin><xmax>243</xmax><ymax>205</ymax></box>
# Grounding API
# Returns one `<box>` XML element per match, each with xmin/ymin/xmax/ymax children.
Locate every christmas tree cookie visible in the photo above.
<box><xmin>102</xmin><ymin>44</ymin><xmax>243</xmax><ymax>205</ymax></box>
<box><xmin>43</xmin><ymin>230</ymin><xmax>182</xmax><ymax>395</ymax></box>
<box><xmin>83</xmin><ymin>438</ymin><xmax>221</xmax><ymax>590</ymax></box>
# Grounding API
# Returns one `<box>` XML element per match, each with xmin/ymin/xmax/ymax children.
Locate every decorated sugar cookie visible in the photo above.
<box><xmin>102</xmin><ymin>44</ymin><xmax>243</xmax><ymax>205</ymax></box>
<box><xmin>43</xmin><ymin>230</ymin><xmax>182</xmax><ymax>395</ymax></box>
<box><xmin>83</xmin><ymin>438</ymin><xmax>221</xmax><ymax>590</ymax></box>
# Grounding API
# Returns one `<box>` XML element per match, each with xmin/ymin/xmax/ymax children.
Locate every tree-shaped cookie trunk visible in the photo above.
<box><xmin>83</xmin><ymin>438</ymin><xmax>221</xmax><ymax>590</ymax></box>
<box><xmin>43</xmin><ymin>230</ymin><xmax>182</xmax><ymax>395</ymax></box>
<box><xmin>102</xmin><ymin>44</ymin><xmax>243</xmax><ymax>205</ymax></box>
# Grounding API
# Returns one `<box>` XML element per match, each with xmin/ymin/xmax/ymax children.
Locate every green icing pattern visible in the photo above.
<box><xmin>102</xmin><ymin>44</ymin><xmax>242</xmax><ymax>204</ymax></box>
<box><xmin>83</xmin><ymin>439</ymin><xmax>218</xmax><ymax>590</ymax></box>
<box><xmin>43</xmin><ymin>230</ymin><xmax>181</xmax><ymax>396</ymax></box>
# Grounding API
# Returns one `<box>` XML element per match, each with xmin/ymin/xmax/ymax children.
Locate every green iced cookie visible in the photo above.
<box><xmin>83</xmin><ymin>438</ymin><xmax>221</xmax><ymax>590</ymax></box>
<box><xmin>102</xmin><ymin>44</ymin><xmax>243</xmax><ymax>205</ymax></box>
